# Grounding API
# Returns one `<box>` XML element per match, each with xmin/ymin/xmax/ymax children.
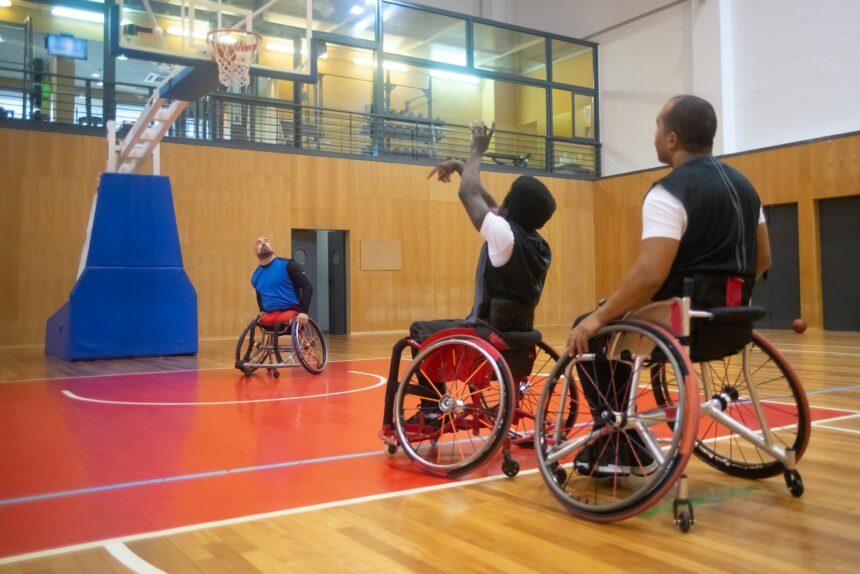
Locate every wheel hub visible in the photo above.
<box><xmin>438</xmin><ymin>394</ymin><xmax>465</xmax><ymax>414</ymax></box>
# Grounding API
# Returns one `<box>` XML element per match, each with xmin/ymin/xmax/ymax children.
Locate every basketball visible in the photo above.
<box><xmin>793</xmin><ymin>318</ymin><xmax>808</xmax><ymax>333</ymax></box>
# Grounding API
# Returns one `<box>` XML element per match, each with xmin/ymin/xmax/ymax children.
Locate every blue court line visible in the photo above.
<box><xmin>806</xmin><ymin>384</ymin><xmax>860</xmax><ymax>396</ymax></box>
<box><xmin>0</xmin><ymin>449</ymin><xmax>382</xmax><ymax>508</ymax></box>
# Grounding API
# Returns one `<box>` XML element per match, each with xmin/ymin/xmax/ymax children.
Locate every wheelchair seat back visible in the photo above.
<box><xmin>686</xmin><ymin>273</ymin><xmax>761</xmax><ymax>362</ymax></box>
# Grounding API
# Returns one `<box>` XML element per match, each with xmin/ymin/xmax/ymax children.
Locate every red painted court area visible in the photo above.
<box><xmin>0</xmin><ymin>359</ymin><xmax>849</xmax><ymax>559</ymax></box>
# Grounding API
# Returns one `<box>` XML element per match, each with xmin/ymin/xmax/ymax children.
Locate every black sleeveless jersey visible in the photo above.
<box><xmin>649</xmin><ymin>156</ymin><xmax>762</xmax><ymax>300</ymax></box>
<box><xmin>466</xmin><ymin>220</ymin><xmax>551</xmax><ymax>329</ymax></box>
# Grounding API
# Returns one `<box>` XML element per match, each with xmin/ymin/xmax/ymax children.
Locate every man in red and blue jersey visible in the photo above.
<box><xmin>251</xmin><ymin>237</ymin><xmax>313</xmax><ymax>327</ymax></box>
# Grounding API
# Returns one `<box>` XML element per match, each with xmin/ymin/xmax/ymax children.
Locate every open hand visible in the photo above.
<box><xmin>427</xmin><ymin>159</ymin><xmax>464</xmax><ymax>183</ymax></box>
<box><xmin>470</xmin><ymin>120</ymin><xmax>495</xmax><ymax>157</ymax></box>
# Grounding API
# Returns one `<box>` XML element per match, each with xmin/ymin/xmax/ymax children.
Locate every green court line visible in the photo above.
<box><xmin>640</xmin><ymin>484</ymin><xmax>761</xmax><ymax>518</ymax></box>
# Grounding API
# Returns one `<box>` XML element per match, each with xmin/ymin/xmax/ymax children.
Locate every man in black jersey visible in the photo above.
<box><xmin>380</xmin><ymin>121</ymin><xmax>557</xmax><ymax>431</ymax></box>
<box><xmin>567</xmin><ymin>95</ymin><xmax>772</xmax><ymax>476</ymax></box>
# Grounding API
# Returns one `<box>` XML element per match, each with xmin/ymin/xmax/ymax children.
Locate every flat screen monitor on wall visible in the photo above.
<box><xmin>45</xmin><ymin>34</ymin><xmax>88</xmax><ymax>60</ymax></box>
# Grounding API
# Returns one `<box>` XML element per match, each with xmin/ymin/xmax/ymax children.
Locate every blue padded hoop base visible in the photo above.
<box><xmin>45</xmin><ymin>173</ymin><xmax>198</xmax><ymax>360</ymax></box>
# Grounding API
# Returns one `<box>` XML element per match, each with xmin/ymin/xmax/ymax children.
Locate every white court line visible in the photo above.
<box><xmin>0</xmin><ymin>468</ymin><xmax>541</xmax><ymax>566</ymax></box>
<box><xmin>103</xmin><ymin>541</ymin><xmax>166</xmax><ymax>574</ymax></box>
<box><xmin>778</xmin><ymin>349</ymin><xmax>860</xmax><ymax>358</ymax></box>
<box><xmin>812</xmin><ymin>423</ymin><xmax>860</xmax><ymax>437</ymax></box>
<box><xmin>61</xmin><ymin>371</ymin><xmax>386</xmax><ymax>406</ymax></box>
<box><xmin>3</xmin><ymin>355</ymin><xmax>393</xmax><ymax>385</ymax></box>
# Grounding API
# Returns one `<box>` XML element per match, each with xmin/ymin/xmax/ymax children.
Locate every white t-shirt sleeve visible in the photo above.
<box><xmin>480</xmin><ymin>212</ymin><xmax>515</xmax><ymax>267</ymax></box>
<box><xmin>642</xmin><ymin>185</ymin><xmax>687</xmax><ymax>240</ymax></box>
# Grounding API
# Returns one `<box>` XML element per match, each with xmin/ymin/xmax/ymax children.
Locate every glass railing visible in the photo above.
<box><xmin>0</xmin><ymin>67</ymin><xmax>599</xmax><ymax>177</ymax></box>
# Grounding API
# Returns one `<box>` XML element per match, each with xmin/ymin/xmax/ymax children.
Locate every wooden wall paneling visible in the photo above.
<box><xmin>3</xmin><ymin>127</ymin><xmax>854</xmax><ymax>346</ymax></box>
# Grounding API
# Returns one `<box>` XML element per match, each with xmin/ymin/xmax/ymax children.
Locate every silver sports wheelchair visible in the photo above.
<box><xmin>380</xmin><ymin>320</ymin><xmax>560</xmax><ymax>478</ymax></box>
<box><xmin>534</xmin><ymin>277</ymin><xmax>810</xmax><ymax>532</ymax></box>
<box><xmin>235</xmin><ymin>311</ymin><xmax>328</xmax><ymax>377</ymax></box>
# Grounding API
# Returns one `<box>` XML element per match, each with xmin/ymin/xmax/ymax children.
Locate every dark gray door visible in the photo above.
<box><xmin>328</xmin><ymin>231</ymin><xmax>348</xmax><ymax>335</ymax></box>
<box><xmin>752</xmin><ymin>203</ymin><xmax>801</xmax><ymax>329</ymax></box>
<box><xmin>820</xmin><ymin>195</ymin><xmax>860</xmax><ymax>331</ymax></box>
<box><xmin>291</xmin><ymin>229</ymin><xmax>318</xmax><ymax>320</ymax></box>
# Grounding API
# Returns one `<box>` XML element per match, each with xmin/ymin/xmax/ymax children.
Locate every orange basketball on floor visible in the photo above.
<box><xmin>793</xmin><ymin>318</ymin><xmax>807</xmax><ymax>333</ymax></box>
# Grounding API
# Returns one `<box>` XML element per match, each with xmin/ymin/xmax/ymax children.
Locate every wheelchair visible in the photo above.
<box><xmin>534</xmin><ymin>279</ymin><xmax>811</xmax><ymax>532</ymax></box>
<box><xmin>235</xmin><ymin>311</ymin><xmax>328</xmax><ymax>377</ymax></box>
<box><xmin>379</xmin><ymin>325</ymin><xmax>561</xmax><ymax>478</ymax></box>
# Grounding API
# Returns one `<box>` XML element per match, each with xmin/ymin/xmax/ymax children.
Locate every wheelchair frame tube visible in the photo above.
<box><xmin>741</xmin><ymin>344</ymin><xmax>774</xmax><ymax>447</ymax></box>
<box><xmin>700</xmin><ymin>398</ymin><xmax>789</xmax><ymax>463</ymax></box>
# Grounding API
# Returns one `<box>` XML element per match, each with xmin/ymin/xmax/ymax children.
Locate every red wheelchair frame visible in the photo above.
<box><xmin>380</xmin><ymin>326</ymin><xmax>560</xmax><ymax>477</ymax></box>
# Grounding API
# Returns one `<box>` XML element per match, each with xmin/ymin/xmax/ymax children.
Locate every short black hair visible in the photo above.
<box><xmin>502</xmin><ymin>176</ymin><xmax>556</xmax><ymax>231</ymax></box>
<box><xmin>663</xmin><ymin>95</ymin><xmax>717</xmax><ymax>152</ymax></box>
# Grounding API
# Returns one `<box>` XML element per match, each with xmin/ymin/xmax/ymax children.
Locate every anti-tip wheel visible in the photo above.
<box><xmin>502</xmin><ymin>458</ymin><xmax>520</xmax><ymax>478</ymax></box>
<box><xmin>386</xmin><ymin>444</ymin><xmax>397</xmax><ymax>455</ymax></box>
<box><xmin>272</xmin><ymin>369</ymin><xmax>280</xmax><ymax>379</ymax></box>
<box><xmin>677</xmin><ymin>511</ymin><xmax>693</xmax><ymax>533</ymax></box>
<box><xmin>784</xmin><ymin>470</ymin><xmax>804</xmax><ymax>497</ymax></box>
<box><xmin>553</xmin><ymin>465</ymin><xmax>567</xmax><ymax>485</ymax></box>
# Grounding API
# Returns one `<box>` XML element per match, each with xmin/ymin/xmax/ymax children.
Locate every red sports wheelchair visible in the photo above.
<box><xmin>533</xmin><ymin>277</ymin><xmax>810</xmax><ymax>532</ymax></box>
<box><xmin>380</xmin><ymin>323</ymin><xmax>561</xmax><ymax>477</ymax></box>
<box><xmin>235</xmin><ymin>310</ymin><xmax>328</xmax><ymax>377</ymax></box>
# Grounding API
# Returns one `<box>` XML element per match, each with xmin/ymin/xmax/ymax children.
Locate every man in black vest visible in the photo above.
<box><xmin>380</xmin><ymin>121</ymin><xmax>556</xmax><ymax>430</ymax></box>
<box><xmin>421</xmin><ymin>121</ymin><xmax>556</xmax><ymax>335</ymax></box>
<box><xmin>567</xmin><ymin>95</ymin><xmax>771</xmax><ymax>475</ymax></box>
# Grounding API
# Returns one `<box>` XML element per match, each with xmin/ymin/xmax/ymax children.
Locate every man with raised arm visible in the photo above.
<box><xmin>380</xmin><ymin>121</ymin><xmax>557</xmax><ymax>430</ymax></box>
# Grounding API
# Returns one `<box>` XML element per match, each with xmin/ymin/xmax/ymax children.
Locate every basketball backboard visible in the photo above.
<box><xmin>116</xmin><ymin>0</ymin><xmax>315</xmax><ymax>80</ymax></box>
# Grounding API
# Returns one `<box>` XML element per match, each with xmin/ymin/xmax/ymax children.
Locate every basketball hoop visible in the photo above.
<box><xmin>206</xmin><ymin>28</ymin><xmax>262</xmax><ymax>89</ymax></box>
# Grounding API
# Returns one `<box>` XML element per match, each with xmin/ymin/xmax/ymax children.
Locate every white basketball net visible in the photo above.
<box><xmin>206</xmin><ymin>29</ymin><xmax>262</xmax><ymax>88</ymax></box>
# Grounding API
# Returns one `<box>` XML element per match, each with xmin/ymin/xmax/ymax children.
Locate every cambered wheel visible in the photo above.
<box><xmin>293</xmin><ymin>318</ymin><xmax>328</xmax><ymax>375</ymax></box>
<box><xmin>393</xmin><ymin>337</ymin><xmax>515</xmax><ymax>477</ymax></box>
<box><xmin>509</xmin><ymin>341</ymin><xmax>578</xmax><ymax>448</ymax></box>
<box><xmin>535</xmin><ymin>321</ymin><xmax>700</xmax><ymax>522</ymax></box>
<box><xmin>653</xmin><ymin>331</ymin><xmax>811</xmax><ymax>479</ymax></box>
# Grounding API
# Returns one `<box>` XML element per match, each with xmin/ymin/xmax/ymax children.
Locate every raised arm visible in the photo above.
<box><xmin>458</xmin><ymin>121</ymin><xmax>498</xmax><ymax>230</ymax></box>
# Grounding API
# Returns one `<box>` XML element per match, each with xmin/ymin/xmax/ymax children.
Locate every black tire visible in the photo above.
<box><xmin>292</xmin><ymin>318</ymin><xmax>328</xmax><ymax>375</ymax></box>
<box><xmin>235</xmin><ymin>318</ymin><xmax>261</xmax><ymax>374</ymax></box>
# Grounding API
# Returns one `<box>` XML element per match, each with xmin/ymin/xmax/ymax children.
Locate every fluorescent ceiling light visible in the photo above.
<box><xmin>431</xmin><ymin>47</ymin><xmax>467</xmax><ymax>67</ymax></box>
<box><xmin>117</xmin><ymin>54</ymin><xmax>128</xmax><ymax>61</ymax></box>
<box><xmin>0</xmin><ymin>0</ymin><xmax>11</xmax><ymax>8</ymax></box>
<box><xmin>430</xmin><ymin>69</ymin><xmax>480</xmax><ymax>84</ymax></box>
<box><xmin>350</xmin><ymin>5</ymin><xmax>364</xmax><ymax>15</ymax></box>
<box><xmin>0</xmin><ymin>35</ymin><xmax>4</xmax><ymax>43</ymax></box>
<box><xmin>91</xmin><ymin>72</ymin><xmax>100</xmax><ymax>78</ymax></box>
<box><xmin>52</xmin><ymin>6</ymin><xmax>104</xmax><ymax>23</ymax></box>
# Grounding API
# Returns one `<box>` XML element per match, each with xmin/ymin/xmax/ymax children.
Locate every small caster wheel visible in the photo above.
<box><xmin>386</xmin><ymin>444</ymin><xmax>397</xmax><ymax>455</ymax></box>
<box><xmin>242</xmin><ymin>368</ymin><xmax>253</xmax><ymax>377</ymax></box>
<box><xmin>553</xmin><ymin>466</ymin><xmax>567</xmax><ymax>485</ymax></box>
<box><xmin>784</xmin><ymin>470</ymin><xmax>804</xmax><ymax>497</ymax></box>
<box><xmin>677</xmin><ymin>511</ymin><xmax>692</xmax><ymax>533</ymax></box>
<box><xmin>502</xmin><ymin>458</ymin><xmax>520</xmax><ymax>477</ymax></box>
<box><xmin>272</xmin><ymin>369</ymin><xmax>280</xmax><ymax>379</ymax></box>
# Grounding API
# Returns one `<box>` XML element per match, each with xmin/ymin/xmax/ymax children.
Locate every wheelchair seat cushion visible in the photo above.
<box><xmin>259</xmin><ymin>309</ymin><xmax>299</xmax><ymax>330</ymax></box>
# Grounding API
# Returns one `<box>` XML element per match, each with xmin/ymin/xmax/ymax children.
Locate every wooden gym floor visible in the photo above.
<box><xmin>0</xmin><ymin>327</ymin><xmax>858</xmax><ymax>573</ymax></box>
